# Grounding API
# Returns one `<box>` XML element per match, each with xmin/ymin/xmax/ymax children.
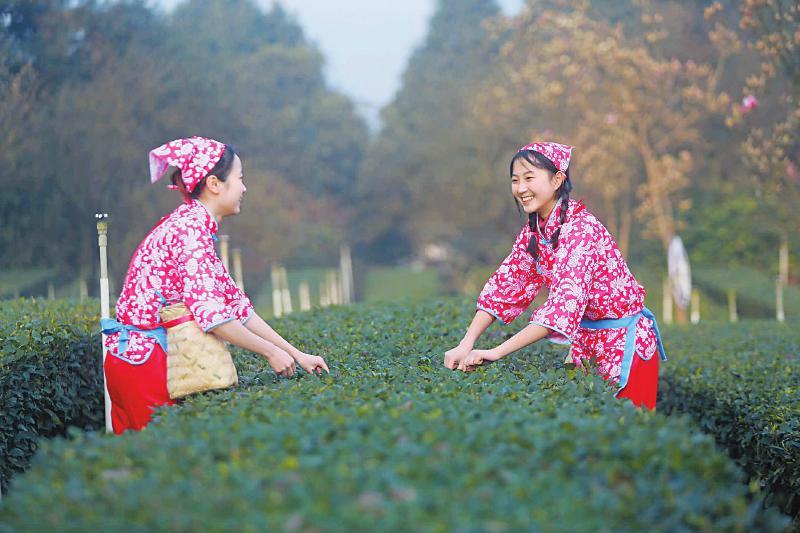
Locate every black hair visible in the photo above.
<box><xmin>510</xmin><ymin>149</ymin><xmax>573</xmax><ymax>261</ymax></box>
<box><xmin>170</xmin><ymin>145</ymin><xmax>238</xmax><ymax>201</ymax></box>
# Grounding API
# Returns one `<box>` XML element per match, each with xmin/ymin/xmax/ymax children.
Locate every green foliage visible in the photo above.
<box><xmin>363</xmin><ymin>267</ymin><xmax>440</xmax><ymax>302</ymax></box>
<box><xmin>659</xmin><ymin>321</ymin><xmax>800</xmax><ymax>527</ymax></box>
<box><xmin>682</xmin><ymin>189</ymin><xmax>795</xmax><ymax>272</ymax></box>
<box><xmin>0</xmin><ymin>299</ymin><xmax>103</xmax><ymax>494</ymax></box>
<box><xmin>693</xmin><ymin>265</ymin><xmax>800</xmax><ymax>319</ymax></box>
<box><xmin>356</xmin><ymin>0</ymin><xmax>504</xmax><ymax>262</ymax></box>
<box><xmin>0</xmin><ymin>299</ymin><xmax>791</xmax><ymax>529</ymax></box>
<box><xmin>0</xmin><ymin>0</ymin><xmax>367</xmax><ymax>292</ymax></box>
<box><xmin>0</xmin><ymin>268</ymin><xmax>54</xmax><ymax>298</ymax></box>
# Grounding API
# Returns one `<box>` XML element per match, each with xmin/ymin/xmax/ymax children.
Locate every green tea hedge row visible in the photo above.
<box><xmin>0</xmin><ymin>299</ymin><xmax>104</xmax><ymax>494</ymax></box>
<box><xmin>659</xmin><ymin>321</ymin><xmax>800</xmax><ymax>527</ymax></box>
<box><xmin>0</xmin><ymin>301</ymin><xmax>789</xmax><ymax>530</ymax></box>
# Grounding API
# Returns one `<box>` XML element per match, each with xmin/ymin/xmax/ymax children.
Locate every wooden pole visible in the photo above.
<box><xmin>728</xmin><ymin>288</ymin><xmax>738</xmax><ymax>323</ymax></box>
<box><xmin>232</xmin><ymin>248</ymin><xmax>244</xmax><ymax>291</ymax></box>
<box><xmin>280</xmin><ymin>266</ymin><xmax>292</xmax><ymax>314</ymax></box>
<box><xmin>299</xmin><ymin>281</ymin><xmax>311</xmax><ymax>311</ymax></box>
<box><xmin>690</xmin><ymin>289</ymin><xmax>700</xmax><ymax>324</ymax></box>
<box><xmin>271</xmin><ymin>263</ymin><xmax>282</xmax><ymax>317</ymax></box>
<box><xmin>776</xmin><ymin>278</ymin><xmax>785</xmax><ymax>323</ymax></box>
<box><xmin>96</xmin><ymin>214</ymin><xmax>113</xmax><ymax>434</ymax></box>
<box><xmin>779</xmin><ymin>238</ymin><xmax>789</xmax><ymax>287</ymax></box>
<box><xmin>320</xmin><ymin>272</ymin><xmax>330</xmax><ymax>307</ymax></box>
<box><xmin>219</xmin><ymin>234</ymin><xmax>230</xmax><ymax>271</ymax></box>
<box><xmin>339</xmin><ymin>244</ymin><xmax>353</xmax><ymax>304</ymax></box>
<box><xmin>79</xmin><ymin>278</ymin><xmax>88</xmax><ymax>302</ymax></box>
<box><xmin>662</xmin><ymin>277</ymin><xmax>673</xmax><ymax>325</ymax></box>
<box><xmin>329</xmin><ymin>271</ymin><xmax>340</xmax><ymax>305</ymax></box>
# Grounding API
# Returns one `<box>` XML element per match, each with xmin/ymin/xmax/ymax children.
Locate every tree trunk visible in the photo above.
<box><xmin>637</xmin><ymin>135</ymin><xmax>675</xmax><ymax>253</ymax></box>
<box><xmin>604</xmin><ymin>192</ymin><xmax>618</xmax><ymax>238</ymax></box>
<box><xmin>618</xmin><ymin>189</ymin><xmax>633</xmax><ymax>259</ymax></box>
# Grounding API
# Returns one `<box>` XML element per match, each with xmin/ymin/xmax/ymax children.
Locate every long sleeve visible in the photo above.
<box><xmin>477</xmin><ymin>226</ymin><xmax>544</xmax><ymax>324</ymax></box>
<box><xmin>529</xmin><ymin>220</ymin><xmax>597</xmax><ymax>343</ymax></box>
<box><xmin>176</xmin><ymin>222</ymin><xmax>249</xmax><ymax>332</ymax></box>
<box><xmin>228</xmin><ymin>286</ymin><xmax>255</xmax><ymax>324</ymax></box>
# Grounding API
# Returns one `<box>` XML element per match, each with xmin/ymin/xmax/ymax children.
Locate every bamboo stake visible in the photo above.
<box><xmin>779</xmin><ymin>238</ymin><xmax>789</xmax><ymax>287</ymax></box>
<box><xmin>96</xmin><ymin>214</ymin><xmax>113</xmax><ymax>434</ymax></box>
<box><xmin>662</xmin><ymin>278</ymin><xmax>673</xmax><ymax>325</ymax></box>
<box><xmin>319</xmin><ymin>289</ymin><xmax>329</xmax><ymax>307</ymax></box>
<box><xmin>299</xmin><ymin>281</ymin><xmax>311</xmax><ymax>311</ymax></box>
<box><xmin>690</xmin><ymin>289</ymin><xmax>700</xmax><ymax>324</ymax></box>
<box><xmin>728</xmin><ymin>288</ymin><xmax>738</xmax><ymax>323</ymax></box>
<box><xmin>271</xmin><ymin>263</ymin><xmax>282</xmax><ymax>317</ymax></box>
<box><xmin>280</xmin><ymin>267</ymin><xmax>292</xmax><ymax>314</ymax></box>
<box><xmin>329</xmin><ymin>271</ymin><xmax>340</xmax><ymax>305</ymax></box>
<box><xmin>232</xmin><ymin>248</ymin><xmax>244</xmax><ymax>290</ymax></box>
<box><xmin>219</xmin><ymin>234</ymin><xmax>230</xmax><ymax>271</ymax></box>
<box><xmin>339</xmin><ymin>244</ymin><xmax>353</xmax><ymax>304</ymax></box>
<box><xmin>79</xmin><ymin>278</ymin><xmax>88</xmax><ymax>302</ymax></box>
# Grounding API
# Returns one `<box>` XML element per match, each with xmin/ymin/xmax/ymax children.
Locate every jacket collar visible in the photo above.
<box><xmin>187</xmin><ymin>199</ymin><xmax>218</xmax><ymax>237</ymax></box>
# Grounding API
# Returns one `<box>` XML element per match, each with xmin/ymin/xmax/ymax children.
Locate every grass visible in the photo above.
<box><xmin>362</xmin><ymin>267</ymin><xmax>440</xmax><ymax>302</ymax></box>
<box><xmin>0</xmin><ymin>268</ymin><xmax>55</xmax><ymax>299</ymax></box>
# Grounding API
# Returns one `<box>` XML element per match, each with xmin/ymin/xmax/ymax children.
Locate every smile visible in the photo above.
<box><xmin>520</xmin><ymin>195</ymin><xmax>534</xmax><ymax>202</ymax></box>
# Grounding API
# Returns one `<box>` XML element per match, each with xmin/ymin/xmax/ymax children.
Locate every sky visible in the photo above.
<box><xmin>153</xmin><ymin>0</ymin><xmax>525</xmax><ymax>127</ymax></box>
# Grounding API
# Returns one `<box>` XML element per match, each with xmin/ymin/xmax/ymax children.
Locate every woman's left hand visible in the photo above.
<box><xmin>458</xmin><ymin>349</ymin><xmax>503</xmax><ymax>372</ymax></box>
<box><xmin>296</xmin><ymin>352</ymin><xmax>330</xmax><ymax>375</ymax></box>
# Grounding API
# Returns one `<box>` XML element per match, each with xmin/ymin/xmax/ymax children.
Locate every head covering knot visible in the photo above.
<box><xmin>518</xmin><ymin>141</ymin><xmax>573</xmax><ymax>172</ymax></box>
<box><xmin>149</xmin><ymin>136</ymin><xmax>225</xmax><ymax>193</ymax></box>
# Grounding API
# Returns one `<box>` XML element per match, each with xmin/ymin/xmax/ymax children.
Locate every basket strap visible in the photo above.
<box><xmin>161</xmin><ymin>314</ymin><xmax>195</xmax><ymax>329</ymax></box>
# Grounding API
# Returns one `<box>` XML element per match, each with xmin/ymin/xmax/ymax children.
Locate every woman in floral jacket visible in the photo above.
<box><xmin>443</xmin><ymin>141</ymin><xmax>666</xmax><ymax>409</ymax></box>
<box><xmin>102</xmin><ymin>136</ymin><xmax>329</xmax><ymax>434</ymax></box>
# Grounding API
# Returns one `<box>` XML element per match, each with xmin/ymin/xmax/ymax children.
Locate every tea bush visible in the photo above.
<box><xmin>0</xmin><ymin>300</ymin><xmax>790</xmax><ymax>531</ymax></box>
<box><xmin>0</xmin><ymin>299</ymin><xmax>104</xmax><ymax>493</ymax></box>
<box><xmin>659</xmin><ymin>321</ymin><xmax>800</xmax><ymax>527</ymax></box>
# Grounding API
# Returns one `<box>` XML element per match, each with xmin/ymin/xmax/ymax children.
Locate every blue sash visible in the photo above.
<box><xmin>579</xmin><ymin>307</ymin><xmax>667</xmax><ymax>391</ymax></box>
<box><xmin>100</xmin><ymin>318</ymin><xmax>167</xmax><ymax>361</ymax></box>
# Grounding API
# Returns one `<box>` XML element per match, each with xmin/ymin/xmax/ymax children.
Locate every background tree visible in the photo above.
<box><xmin>710</xmin><ymin>0</ymin><xmax>799</xmax><ymax>249</ymax></box>
<box><xmin>0</xmin><ymin>0</ymin><xmax>368</xmax><ymax>295</ymax></box>
<box><xmin>357</xmin><ymin>0</ymin><xmax>502</xmax><ymax>264</ymax></box>
<box><xmin>471</xmin><ymin>1</ymin><xmax>731</xmax><ymax>258</ymax></box>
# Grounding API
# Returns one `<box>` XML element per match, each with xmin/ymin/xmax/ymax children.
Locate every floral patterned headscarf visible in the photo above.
<box><xmin>518</xmin><ymin>141</ymin><xmax>573</xmax><ymax>172</ymax></box>
<box><xmin>148</xmin><ymin>136</ymin><xmax>226</xmax><ymax>193</ymax></box>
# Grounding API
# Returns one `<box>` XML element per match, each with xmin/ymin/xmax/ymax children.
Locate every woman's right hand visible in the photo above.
<box><xmin>444</xmin><ymin>341</ymin><xmax>473</xmax><ymax>370</ymax></box>
<box><xmin>266</xmin><ymin>347</ymin><xmax>296</xmax><ymax>377</ymax></box>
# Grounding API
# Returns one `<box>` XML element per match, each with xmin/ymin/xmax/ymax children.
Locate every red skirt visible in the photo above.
<box><xmin>104</xmin><ymin>345</ymin><xmax>176</xmax><ymax>434</ymax></box>
<box><xmin>616</xmin><ymin>353</ymin><xmax>659</xmax><ymax>410</ymax></box>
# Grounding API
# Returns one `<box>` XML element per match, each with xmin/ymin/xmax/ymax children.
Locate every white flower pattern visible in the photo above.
<box><xmin>477</xmin><ymin>200</ymin><xmax>659</xmax><ymax>384</ymax></box>
<box><xmin>106</xmin><ymin>200</ymin><xmax>254</xmax><ymax>364</ymax></box>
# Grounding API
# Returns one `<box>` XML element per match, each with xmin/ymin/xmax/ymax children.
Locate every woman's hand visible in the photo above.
<box><xmin>295</xmin><ymin>352</ymin><xmax>330</xmax><ymax>375</ymax></box>
<box><xmin>458</xmin><ymin>348</ymin><xmax>503</xmax><ymax>371</ymax></box>
<box><xmin>265</xmin><ymin>347</ymin><xmax>296</xmax><ymax>377</ymax></box>
<box><xmin>444</xmin><ymin>341</ymin><xmax>473</xmax><ymax>370</ymax></box>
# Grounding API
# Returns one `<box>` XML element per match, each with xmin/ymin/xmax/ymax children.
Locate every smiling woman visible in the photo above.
<box><xmin>100</xmin><ymin>136</ymin><xmax>330</xmax><ymax>434</ymax></box>
<box><xmin>445</xmin><ymin>141</ymin><xmax>667</xmax><ymax>411</ymax></box>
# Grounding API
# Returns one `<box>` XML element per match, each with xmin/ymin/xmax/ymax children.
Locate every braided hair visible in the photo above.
<box><xmin>510</xmin><ymin>149</ymin><xmax>573</xmax><ymax>261</ymax></box>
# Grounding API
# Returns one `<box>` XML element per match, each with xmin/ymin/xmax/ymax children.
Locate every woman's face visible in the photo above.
<box><xmin>511</xmin><ymin>157</ymin><xmax>562</xmax><ymax>216</ymax></box>
<box><xmin>217</xmin><ymin>155</ymin><xmax>246</xmax><ymax>217</ymax></box>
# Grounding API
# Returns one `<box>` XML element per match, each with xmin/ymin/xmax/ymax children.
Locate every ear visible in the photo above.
<box><xmin>205</xmin><ymin>175</ymin><xmax>223</xmax><ymax>194</ymax></box>
<box><xmin>553</xmin><ymin>170</ymin><xmax>566</xmax><ymax>188</ymax></box>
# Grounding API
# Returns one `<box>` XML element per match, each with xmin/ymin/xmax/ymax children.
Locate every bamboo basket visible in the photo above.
<box><xmin>160</xmin><ymin>303</ymin><xmax>238</xmax><ymax>399</ymax></box>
